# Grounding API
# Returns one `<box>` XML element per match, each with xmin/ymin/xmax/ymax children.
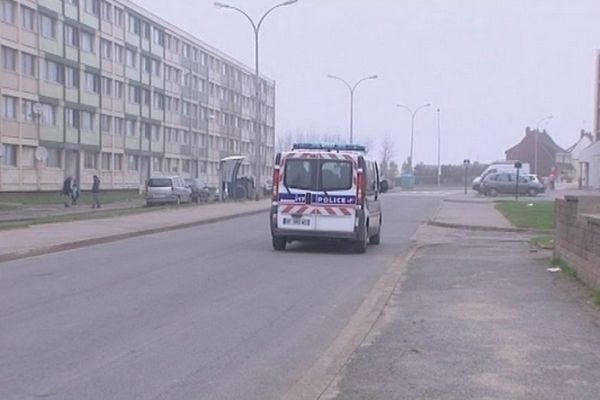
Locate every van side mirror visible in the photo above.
<box><xmin>380</xmin><ymin>180</ymin><xmax>389</xmax><ymax>193</ymax></box>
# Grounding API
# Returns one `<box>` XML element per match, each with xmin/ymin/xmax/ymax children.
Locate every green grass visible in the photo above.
<box><xmin>0</xmin><ymin>202</ymin><xmax>20</xmax><ymax>211</ymax></box>
<box><xmin>592</xmin><ymin>289</ymin><xmax>600</xmax><ymax>307</ymax></box>
<box><xmin>0</xmin><ymin>190</ymin><xmax>142</xmax><ymax>207</ymax></box>
<box><xmin>530</xmin><ymin>235</ymin><xmax>555</xmax><ymax>249</ymax></box>
<box><xmin>495</xmin><ymin>200</ymin><xmax>555</xmax><ymax>230</ymax></box>
<box><xmin>551</xmin><ymin>256</ymin><xmax>578</xmax><ymax>279</ymax></box>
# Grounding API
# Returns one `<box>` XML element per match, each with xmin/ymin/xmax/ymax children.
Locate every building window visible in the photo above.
<box><xmin>80</xmin><ymin>30</ymin><xmax>94</xmax><ymax>53</ymax></box>
<box><xmin>2</xmin><ymin>95</ymin><xmax>17</xmax><ymax>120</ymax></box>
<box><xmin>114</xmin><ymin>44</ymin><xmax>124</xmax><ymax>64</ymax></box>
<box><xmin>101</xmin><ymin>39</ymin><xmax>112</xmax><ymax>60</ymax></box>
<box><xmin>65</xmin><ymin>66</ymin><xmax>79</xmax><ymax>88</ymax></box>
<box><xmin>128</xmin><ymin>14</ymin><xmax>140</xmax><ymax>34</ymax></box>
<box><xmin>20</xmin><ymin>5</ymin><xmax>35</xmax><ymax>31</ymax></box>
<box><xmin>153</xmin><ymin>27</ymin><xmax>164</xmax><ymax>46</ymax></box>
<box><xmin>128</xmin><ymin>85</ymin><xmax>140</xmax><ymax>104</ymax></box>
<box><xmin>40</xmin><ymin>103</ymin><xmax>56</xmax><ymax>126</ymax></box>
<box><xmin>152</xmin><ymin>125</ymin><xmax>160</xmax><ymax>141</ymax></box>
<box><xmin>152</xmin><ymin>156</ymin><xmax>161</xmax><ymax>171</ymax></box>
<box><xmin>101</xmin><ymin>76</ymin><xmax>111</xmax><ymax>95</ymax></box>
<box><xmin>39</xmin><ymin>14</ymin><xmax>56</xmax><ymax>39</ymax></box>
<box><xmin>142</xmin><ymin>122</ymin><xmax>150</xmax><ymax>140</ymax></box>
<box><xmin>64</xmin><ymin>25</ymin><xmax>78</xmax><ymax>47</ymax></box>
<box><xmin>100</xmin><ymin>114</ymin><xmax>111</xmax><ymax>133</ymax></box>
<box><xmin>84</xmin><ymin>0</ymin><xmax>99</xmax><ymax>16</ymax></box>
<box><xmin>21</xmin><ymin>145</ymin><xmax>35</xmax><ymax>168</ymax></box>
<box><xmin>21</xmin><ymin>99</ymin><xmax>35</xmax><ymax>122</ymax></box>
<box><xmin>66</xmin><ymin>108</ymin><xmax>79</xmax><ymax>128</ymax></box>
<box><xmin>142</xmin><ymin>89</ymin><xmax>150</xmax><ymax>106</ymax></box>
<box><xmin>114</xmin><ymin>7</ymin><xmax>123</xmax><ymax>26</ymax></box>
<box><xmin>152</xmin><ymin>59</ymin><xmax>160</xmax><ymax>77</ymax></box>
<box><xmin>21</xmin><ymin>53</ymin><xmax>35</xmax><ymax>77</ymax></box>
<box><xmin>141</xmin><ymin>55</ymin><xmax>151</xmax><ymax>74</ymax></box>
<box><xmin>153</xmin><ymin>92</ymin><xmax>164</xmax><ymax>110</ymax></box>
<box><xmin>113</xmin><ymin>153</ymin><xmax>123</xmax><ymax>170</ymax></box>
<box><xmin>44</xmin><ymin>60</ymin><xmax>63</xmax><ymax>83</ymax></box>
<box><xmin>84</xmin><ymin>71</ymin><xmax>100</xmax><ymax>94</ymax></box>
<box><xmin>114</xmin><ymin>80</ymin><xmax>123</xmax><ymax>99</ymax></box>
<box><xmin>46</xmin><ymin>148</ymin><xmax>61</xmax><ymax>168</ymax></box>
<box><xmin>1</xmin><ymin>144</ymin><xmax>17</xmax><ymax>166</ymax></box>
<box><xmin>101</xmin><ymin>152</ymin><xmax>111</xmax><ymax>170</ymax></box>
<box><xmin>125</xmin><ymin>48</ymin><xmax>136</xmax><ymax>68</ymax></box>
<box><xmin>182</xmin><ymin>159</ymin><xmax>190</xmax><ymax>173</ymax></box>
<box><xmin>0</xmin><ymin>0</ymin><xmax>15</xmax><ymax>24</ymax></box>
<box><xmin>1</xmin><ymin>46</ymin><xmax>17</xmax><ymax>72</ymax></box>
<box><xmin>84</xmin><ymin>150</ymin><xmax>98</xmax><ymax>169</ymax></box>
<box><xmin>126</xmin><ymin>119</ymin><xmax>136</xmax><ymax>136</ymax></box>
<box><xmin>80</xmin><ymin>110</ymin><xmax>94</xmax><ymax>131</ymax></box>
<box><xmin>101</xmin><ymin>1</ymin><xmax>112</xmax><ymax>21</ymax></box>
<box><xmin>114</xmin><ymin>117</ymin><xmax>124</xmax><ymax>136</ymax></box>
<box><xmin>128</xmin><ymin>154</ymin><xmax>138</xmax><ymax>170</ymax></box>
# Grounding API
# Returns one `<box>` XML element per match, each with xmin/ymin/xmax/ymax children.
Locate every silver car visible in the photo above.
<box><xmin>146</xmin><ymin>176</ymin><xmax>192</xmax><ymax>206</ymax></box>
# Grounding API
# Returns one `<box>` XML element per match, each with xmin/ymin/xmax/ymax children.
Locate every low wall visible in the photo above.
<box><xmin>555</xmin><ymin>195</ymin><xmax>600</xmax><ymax>288</ymax></box>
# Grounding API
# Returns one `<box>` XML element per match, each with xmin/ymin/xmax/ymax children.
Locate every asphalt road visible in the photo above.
<box><xmin>0</xmin><ymin>195</ymin><xmax>439</xmax><ymax>400</ymax></box>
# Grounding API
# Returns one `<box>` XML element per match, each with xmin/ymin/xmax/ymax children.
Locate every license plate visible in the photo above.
<box><xmin>283</xmin><ymin>217</ymin><xmax>310</xmax><ymax>226</ymax></box>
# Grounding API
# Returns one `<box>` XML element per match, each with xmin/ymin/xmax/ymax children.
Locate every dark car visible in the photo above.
<box><xmin>481</xmin><ymin>172</ymin><xmax>546</xmax><ymax>197</ymax></box>
<box><xmin>185</xmin><ymin>179</ymin><xmax>217</xmax><ymax>203</ymax></box>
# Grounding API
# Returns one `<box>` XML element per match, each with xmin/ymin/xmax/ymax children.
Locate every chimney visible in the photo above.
<box><xmin>526</xmin><ymin>126</ymin><xmax>531</xmax><ymax>135</ymax></box>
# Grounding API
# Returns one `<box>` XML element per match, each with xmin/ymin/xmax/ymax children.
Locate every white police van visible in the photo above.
<box><xmin>270</xmin><ymin>143</ymin><xmax>382</xmax><ymax>253</ymax></box>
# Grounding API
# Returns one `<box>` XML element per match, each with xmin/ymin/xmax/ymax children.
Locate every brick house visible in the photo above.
<box><xmin>505</xmin><ymin>127</ymin><xmax>565</xmax><ymax>177</ymax></box>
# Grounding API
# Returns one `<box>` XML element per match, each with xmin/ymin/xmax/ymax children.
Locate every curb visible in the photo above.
<box><xmin>427</xmin><ymin>219</ymin><xmax>552</xmax><ymax>234</ymax></box>
<box><xmin>0</xmin><ymin>207</ymin><xmax>269</xmax><ymax>264</ymax></box>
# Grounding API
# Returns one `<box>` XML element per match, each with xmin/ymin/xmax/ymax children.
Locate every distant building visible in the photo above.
<box><xmin>555</xmin><ymin>130</ymin><xmax>594</xmax><ymax>184</ymax></box>
<box><xmin>0</xmin><ymin>0</ymin><xmax>276</xmax><ymax>192</ymax></box>
<box><xmin>505</xmin><ymin>127</ymin><xmax>565</xmax><ymax>177</ymax></box>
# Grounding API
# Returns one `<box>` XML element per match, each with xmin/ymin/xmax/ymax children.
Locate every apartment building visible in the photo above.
<box><xmin>0</xmin><ymin>0</ymin><xmax>275</xmax><ymax>191</ymax></box>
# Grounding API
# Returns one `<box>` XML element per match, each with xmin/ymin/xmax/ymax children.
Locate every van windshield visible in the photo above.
<box><xmin>148</xmin><ymin>178</ymin><xmax>172</xmax><ymax>187</ymax></box>
<box><xmin>284</xmin><ymin>159</ymin><xmax>352</xmax><ymax>191</ymax></box>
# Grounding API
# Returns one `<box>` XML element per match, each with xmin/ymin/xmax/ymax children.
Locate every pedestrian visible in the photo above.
<box><xmin>71</xmin><ymin>180</ymin><xmax>80</xmax><ymax>206</ymax></box>
<box><xmin>62</xmin><ymin>176</ymin><xmax>73</xmax><ymax>207</ymax></box>
<box><xmin>92</xmin><ymin>175</ymin><xmax>101</xmax><ymax>208</ymax></box>
<box><xmin>548</xmin><ymin>167</ymin><xmax>557</xmax><ymax>191</ymax></box>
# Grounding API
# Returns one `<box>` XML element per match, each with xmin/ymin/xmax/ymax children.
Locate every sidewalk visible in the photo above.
<box><xmin>0</xmin><ymin>199</ymin><xmax>270</xmax><ymax>262</ymax></box>
<box><xmin>324</xmin><ymin>225</ymin><xmax>600</xmax><ymax>400</ymax></box>
<box><xmin>428</xmin><ymin>194</ymin><xmax>516</xmax><ymax>231</ymax></box>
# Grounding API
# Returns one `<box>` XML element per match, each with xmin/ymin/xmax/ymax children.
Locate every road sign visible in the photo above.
<box><xmin>32</xmin><ymin>103</ymin><xmax>43</xmax><ymax>115</ymax></box>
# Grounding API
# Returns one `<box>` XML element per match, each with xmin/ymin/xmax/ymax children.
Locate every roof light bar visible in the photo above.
<box><xmin>292</xmin><ymin>143</ymin><xmax>367</xmax><ymax>152</ymax></box>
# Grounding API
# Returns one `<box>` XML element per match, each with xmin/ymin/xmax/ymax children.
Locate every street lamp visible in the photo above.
<box><xmin>327</xmin><ymin>74</ymin><xmax>378</xmax><ymax>144</ymax></box>
<box><xmin>437</xmin><ymin>108</ymin><xmax>441</xmax><ymax>187</ymax></box>
<box><xmin>534</xmin><ymin>115</ymin><xmax>553</xmax><ymax>176</ymax></box>
<box><xmin>396</xmin><ymin>103</ymin><xmax>431</xmax><ymax>173</ymax></box>
<box><xmin>215</xmin><ymin>0</ymin><xmax>298</xmax><ymax>196</ymax></box>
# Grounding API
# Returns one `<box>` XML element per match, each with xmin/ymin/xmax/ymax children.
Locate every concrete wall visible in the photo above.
<box><xmin>555</xmin><ymin>195</ymin><xmax>600</xmax><ymax>288</ymax></box>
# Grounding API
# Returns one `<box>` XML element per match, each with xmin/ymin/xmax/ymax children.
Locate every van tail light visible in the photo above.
<box><xmin>272</xmin><ymin>167</ymin><xmax>280</xmax><ymax>201</ymax></box>
<box><xmin>357</xmin><ymin>169</ymin><xmax>365</xmax><ymax>206</ymax></box>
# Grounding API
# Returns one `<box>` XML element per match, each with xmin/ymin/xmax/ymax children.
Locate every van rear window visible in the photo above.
<box><xmin>148</xmin><ymin>178</ymin><xmax>172</xmax><ymax>187</ymax></box>
<box><xmin>284</xmin><ymin>159</ymin><xmax>352</xmax><ymax>191</ymax></box>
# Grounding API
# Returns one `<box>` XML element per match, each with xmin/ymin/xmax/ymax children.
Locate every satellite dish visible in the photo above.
<box><xmin>35</xmin><ymin>146</ymin><xmax>48</xmax><ymax>161</ymax></box>
<box><xmin>32</xmin><ymin>103</ymin><xmax>43</xmax><ymax>115</ymax></box>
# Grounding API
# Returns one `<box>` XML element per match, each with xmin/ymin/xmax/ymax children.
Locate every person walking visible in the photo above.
<box><xmin>92</xmin><ymin>175</ymin><xmax>101</xmax><ymax>208</ymax></box>
<box><xmin>71</xmin><ymin>180</ymin><xmax>80</xmax><ymax>206</ymax></box>
<box><xmin>62</xmin><ymin>176</ymin><xmax>73</xmax><ymax>207</ymax></box>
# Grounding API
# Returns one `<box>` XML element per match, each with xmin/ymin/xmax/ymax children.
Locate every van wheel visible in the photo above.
<box><xmin>272</xmin><ymin>236</ymin><xmax>286</xmax><ymax>251</ymax></box>
<box><xmin>528</xmin><ymin>188</ymin><xmax>537</xmax><ymax>197</ymax></box>
<box><xmin>487</xmin><ymin>188</ymin><xmax>498</xmax><ymax>197</ymax></box>
<box><xmin>354</xmin><ymin>226</ymin><xmax>368</xmax><ymax>254</ymax></box>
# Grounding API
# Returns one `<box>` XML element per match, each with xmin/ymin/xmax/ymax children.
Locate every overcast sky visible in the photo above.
<box><xmin>140</xmin><ymin>0</ymin><xmax>600</xmax><ymax>165</ymax></box>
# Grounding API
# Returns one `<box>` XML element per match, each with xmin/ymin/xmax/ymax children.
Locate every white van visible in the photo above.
<box><xmin>472</xmin><ymin>161</ymin><xmax>531</xmax><ymax>192</ymax></box>
<box><xmin>269</xmin><ymin>143</ymin><xmax>382</xmax><ymax>253</ymax></box>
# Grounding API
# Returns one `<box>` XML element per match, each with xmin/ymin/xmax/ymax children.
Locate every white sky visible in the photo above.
<box><xmin>139</xmin><ymin>0</ymin><xmax>600</xmax><ymax>165</ymax></box>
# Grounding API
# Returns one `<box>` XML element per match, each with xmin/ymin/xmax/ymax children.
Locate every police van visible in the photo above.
<box><xmin>270</xmin><ymin>143</ymin><xmax>382</xmax><ymax>253</ymax></box>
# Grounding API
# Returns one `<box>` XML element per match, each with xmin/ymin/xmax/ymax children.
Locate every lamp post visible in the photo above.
<box><xmin>534</xmin><ymin>115</ymin><xmax>553</xmax><ymax>176</ymax></box>
<box><xmin>397</xmin><ymin>103</ymin><xmax>431</xmax><ymax>173</ymax></box>
<box><xmin>327</xmin><ymin>74</ymin><xmax>378</xmax><ymax>144</ymax></box>
<box><xmin>437</xmin><ymin>108</ymin><xmax>441</xmax><ymax>187</ymax></box>
<box><xmin>215</xmin><ymin>0</ymin><xmax>298</xmax><ymax>197</ymax></box>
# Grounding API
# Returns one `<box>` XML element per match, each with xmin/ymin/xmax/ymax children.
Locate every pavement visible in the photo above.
<box><xmin>322</xmin><ymin>197</ymin><xmax>600</xmax><ymax>400</ymax></box>
<box><xmin>0</xmin><ymin>199</ymin><xmax>270</xmax><ymax>262</ymax></box>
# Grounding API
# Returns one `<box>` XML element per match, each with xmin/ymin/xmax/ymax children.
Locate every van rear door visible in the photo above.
<box><xmin>277</xmin><ymin>157</ymin><xmax>318</xmax><ymax>232</ymax></box>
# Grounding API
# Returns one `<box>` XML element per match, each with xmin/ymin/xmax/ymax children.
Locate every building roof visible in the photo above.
<box><xmin>505</xmin><ymin>128</ymin><xmax>565</xmax><ymax>155</ymax></box>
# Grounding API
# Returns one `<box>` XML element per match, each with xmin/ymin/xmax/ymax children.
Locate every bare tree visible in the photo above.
<box><xmin>380</xmin><ymin>135</ymin><xmax>394</xmax><ymax>177</ymax></box>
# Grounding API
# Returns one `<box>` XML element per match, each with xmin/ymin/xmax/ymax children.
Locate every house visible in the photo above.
<box><xmin>580</xmin><ymin>141</ymin><xmax>600</xmax><ymax>189</ymax></box>
<box><xmin>505</xmin><ymin>127</ymin><xmax>565</xmax><ymax>177</ymax></box>
<box><xmin>555</xmin><ymin>130</ymin><xmax>594</xmax><ymax>184</ymax></box>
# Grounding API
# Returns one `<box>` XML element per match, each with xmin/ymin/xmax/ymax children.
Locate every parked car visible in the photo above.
<box><xmin>472</xmin><ymin>161</ymin><xmax>531</xmax><ymax>193</ymax></box>
<box><xmin>146</xmin><ymin>176</ymin><xmax>192</xmax><ymax>206</ymax></box>
<box><xmin>185</xmin><ymin>178</ymin><xmax>213</xmax><ymax>203</ymax></box>
<box><xmin>481</xmin><ymin>172</ymin><xmax>546</xmax><ymax>197</ymax></box>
